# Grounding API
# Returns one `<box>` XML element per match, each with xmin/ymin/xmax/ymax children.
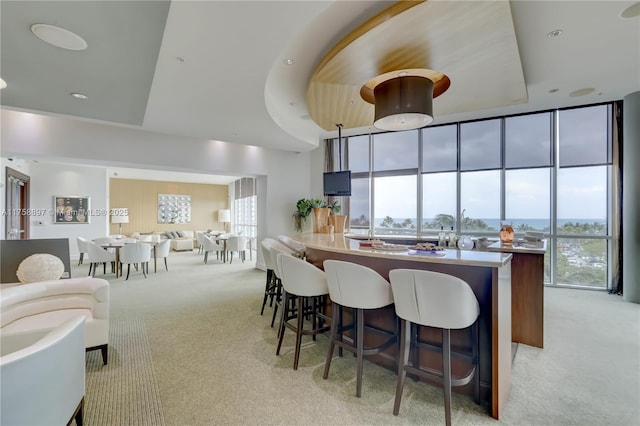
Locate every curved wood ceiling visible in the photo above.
<box><xmin>306</xmin><ymin>0</ymin><xmax>528</xmax><ymax>131</ymax></box>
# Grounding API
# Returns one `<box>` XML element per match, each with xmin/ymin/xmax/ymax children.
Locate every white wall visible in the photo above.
<box><xmin>1</xmin><ymin>109</ymin><xmax>318</xmax><ymax>268</ymax></box>
<box><xmin>28</xmin><ymin>163</ymin><xmax>109</xmax><ymax>258</ymax></box>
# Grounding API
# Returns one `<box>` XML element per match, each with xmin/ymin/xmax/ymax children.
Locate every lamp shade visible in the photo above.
<box><xmin>111</xmin><ymin>208</ymin><xmax>129</xmax><ymax>224</ymax></box>
<box><xmin>373</xmin><ymin>76</ymin><xmax>434</xmax><ymax>131</ymax></box>
<box><xmin>218</xmin><ymin>209</ymin><xmax>231</xmax><ymax>223</ymax></box>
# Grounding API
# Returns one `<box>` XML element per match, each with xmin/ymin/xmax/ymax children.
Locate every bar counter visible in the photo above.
<box><xmin>291</xmin><ymin>233</ymin><xmax>513</xmax><ymax>419</ymax></box>
<box><xmin>486</xmin><ymin>240</ymin><xmax>547</xmax><ymax>348</ymax></box>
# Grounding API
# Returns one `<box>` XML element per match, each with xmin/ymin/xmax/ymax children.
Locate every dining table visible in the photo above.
<box><xmin>99</xmin><ymin>240</ymin><xmax>159</xmax><ymax>277</ymax></box>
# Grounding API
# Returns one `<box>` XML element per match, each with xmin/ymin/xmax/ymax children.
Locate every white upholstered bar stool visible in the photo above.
<box><xmin>277</xmin><ymin>235</ymin><xmax>306</xmax><ymax>258</ymax></box>
<box><xmin>388</xmin><ymin>269</ymin><xmax>480</xmax><ymax>426</ymax></box>
<box><xmin>322</xmin><ymin>260</ymin><xmax>397</xmax><ymax>398</ymax></box>
<box><xmin>259</xmin><ymin>239</ymin><xmax>290</xmax><ymax>319</ymax></box>
<box><xmin>268</xmin><ymin>243</ymin><xmax>295</xmax><ymax>332</ymax></box>
<box><xmin>275</xmin><ymin>253</ymin><xmax>330</xmax><ymax>370</ymax></box>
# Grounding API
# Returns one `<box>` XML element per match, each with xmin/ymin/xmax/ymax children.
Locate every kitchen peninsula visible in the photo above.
<box><xmin>292</xmin><ymin>233</ymin><xmax>513</xmax><ymax>419</ymax></box>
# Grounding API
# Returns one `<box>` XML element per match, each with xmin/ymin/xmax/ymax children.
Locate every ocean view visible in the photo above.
<box><xmin>371</xmin><ymin>218</ymin><xmax>607</xmax><ymax>231</ymax></box>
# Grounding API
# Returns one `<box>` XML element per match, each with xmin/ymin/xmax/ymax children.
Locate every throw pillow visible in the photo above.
<box><xmin>164</xmin><ymin>231</ymin><xmax>174</xmax><ymax>239</ymax></box>
<box><xmin>16</xmin><ymin>253</ymin><xmax>65</xmax><ymax>283</ymax></box>
<box><xmin>176</xmin><ymin>230</ymin><xmax>185</xmax><ymax>238</ymax></box>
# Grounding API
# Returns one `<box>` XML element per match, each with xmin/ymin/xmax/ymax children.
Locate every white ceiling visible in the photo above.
<box><xmin>1</xmin><ymin>1</ymin><xmax>639</xmax><ymax>182</ymax></box>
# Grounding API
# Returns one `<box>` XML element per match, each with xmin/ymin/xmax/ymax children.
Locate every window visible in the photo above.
<box><xmin>345</xmin><ymin>102</ymin><xmax>614</xmax><ymax>288</ymax></box>
<box><xmin>460</xmin><ymin>170</ymin><xmax>500</xmax><ymax>232</ymax></box>
<box><xmin>374</xmin><ymin>175</ymin><xmax>417</xmax><ymax>235</ymax></box>
<box><xmin>460</xmin><ymin>119</ymin><xmax>501</xmax><ymax>171</ymax></box>
<box><xmin>505</xmin><ymin>112</ymin><xmax>552</xmax><ymax>168</ymax></box>
<box><xmin>505</xmin><ymin>168</ymin><xmax>551</xmax><ymax>232</ymax></box>
<box><xmin>233</xmin><ymin>177</ymin><xmax>257</xmax><ymax>241</ymax></box>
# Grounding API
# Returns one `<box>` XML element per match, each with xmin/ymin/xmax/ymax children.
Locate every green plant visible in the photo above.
<box><xmin>293</xmin><ymin>198</ymin><xmax>313</xmax><ymax>232</ymax></box>
<box><xmin>308</xmin><ymin>198</ymin><xmax>324</xmax><ymax>208</ymax></box>
<box><xmin>326</xmin><ymin>199</ymin><xmax>341</xmax><ymax>215</ymax></box>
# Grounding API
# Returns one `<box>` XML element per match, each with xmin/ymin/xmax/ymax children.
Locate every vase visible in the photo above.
<box><xmin>312</xmin><ymin>208</ymin><xmax>330</xmax><ymax>233</ymax></box>
<box><xmin>328</xmin><ymin>215</ymin><xmax>347</xmax><ymax>234</ymax></box>
<box><xmin>499</xmin><ymin>222</ymin><xmax>515</xmax><ymax>244</ymax></box>
<box><xmin>457</xmin><ymin>235</ymin><xmax>474</xmax><ymax>250</ymax></box>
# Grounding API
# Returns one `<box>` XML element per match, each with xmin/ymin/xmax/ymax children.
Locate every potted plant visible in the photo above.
<box><xmin>309</xmin><ymin>198</ymin><xmax>330</xmax><ymax>233</ymax></box>
<box><xmin>293</xmin><ymin>198</ymin><xmax>313</xmax><ymax>233</ymax></box>
<box><xmin>327</xmin><ymin>199</ymin><xmax>347</xmax><ymax>234</ymax></box>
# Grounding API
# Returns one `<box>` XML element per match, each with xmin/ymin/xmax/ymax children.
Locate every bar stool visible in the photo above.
<box><xmin>268</xmin><ymin>243</ymin><xmax>295</xmax><ymax>330</ymax></box>
<box><xmin>322</xmin><ymin>260</ymin><xmax>397</xmax><ymax>397</ymax></box>
<box><xmin>276</xmin><ymin>235</ymin><xmax>306</xmax><ymax>258</ymax></box>
<box><xmin>275</xmin><ymin>253</ymin><xmax>330</xmax><ymax>370</ymax></box>
<box><xmin>259</xmin><ymin>238</ymin><xmax>290</xmax><ymax>322</ymax></box>
<box><xmin>388</xmin><ymin>269</ymin><xmax>480</xmax><ymax>426</ymax></box>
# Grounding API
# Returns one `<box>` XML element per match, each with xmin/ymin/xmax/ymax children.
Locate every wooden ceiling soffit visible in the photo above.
<box><xmin>306</xmin><ymin>0</ymin><xmax>528</xmax><ymax>131</ymax></box>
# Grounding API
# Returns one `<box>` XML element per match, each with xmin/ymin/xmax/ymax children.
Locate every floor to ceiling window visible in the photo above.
<box><xmin>340</xmin><ymin>102</ymin><xmax>615</xmax><ymax>288</ymax></box>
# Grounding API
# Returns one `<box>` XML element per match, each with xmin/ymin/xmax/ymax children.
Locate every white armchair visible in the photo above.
<box><xmin>227</xmin><ymin>236</ymin><xmax>248</xmax><ymax>263</ymax></box>
<box><xmin>120</xmin><ymin>242</ymin><xmax>151</xmax><ymax>279</ymax></box>
<box><xmin>202</xmin><ymin>234</ymin><xmax>224</xmax><ymax>264</ymax></box>
<box><xmin>1</xmin><ymin>316</ymin><xmax>86</xmax><ymax>426</ymax></box>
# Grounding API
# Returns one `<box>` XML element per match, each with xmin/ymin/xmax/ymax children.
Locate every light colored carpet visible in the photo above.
<box><xmin>75</xmin><ymin>250</ymin><xmax>640</xmax><ymax>425</ymax></box>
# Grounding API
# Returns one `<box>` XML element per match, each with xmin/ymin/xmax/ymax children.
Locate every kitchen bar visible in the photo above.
<box><xmin>292</xmin><ymin>233</ymin><xmax>513</xmax><ymax>419</ymax></box>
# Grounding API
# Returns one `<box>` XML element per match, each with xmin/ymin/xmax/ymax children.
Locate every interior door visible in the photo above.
<box><xmin>5</xmin><ymin>167</ymin><xmax>30</xmax><ymax>240</ymax></box>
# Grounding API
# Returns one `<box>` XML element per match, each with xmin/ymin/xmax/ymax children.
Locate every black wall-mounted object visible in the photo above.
<box><xmin>323</xmin><ymin>170</ymin><xmax>352</xmax><ymax>196</ymax></box>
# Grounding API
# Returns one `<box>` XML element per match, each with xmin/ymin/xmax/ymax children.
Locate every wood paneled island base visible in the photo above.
<box><xmin>293</xmin><ymin>234</ymin><xmax>513</xmax><ymax>420</ymax></box>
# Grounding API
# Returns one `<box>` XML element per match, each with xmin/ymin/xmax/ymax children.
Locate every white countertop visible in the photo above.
<box><xmin>486</xmin><ymin>239</ymin><xmax>547</xmax><ymax>255</ymax></box>
<box><xmin>292</xmin><ymin>233</ymin><xmax>512</xmax><ymax>268</ymax></box>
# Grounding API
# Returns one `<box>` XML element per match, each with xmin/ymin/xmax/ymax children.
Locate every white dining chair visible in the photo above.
<box><xmin>86</xmin><ymin>241</ymin><xmax>116</xmax><ymax>277</ymax></box>
<box><xmin>226</xmin><ymin>236</ymin><xmax>248</xmax><ymax>263</ymax></box>
<box><xmin>201</xmin><ymin>234</ymin><xmax>224</xmax><ymax>264</ymax></box>
<box><xmin>119</xmin><ymin>243</ymin><xmax>151</xmax><ymax>279</ymax></box>
<box><xmin>155</xmin><ymin>239</ymin><xmax>171</xmax><ymax>271</ymax></box>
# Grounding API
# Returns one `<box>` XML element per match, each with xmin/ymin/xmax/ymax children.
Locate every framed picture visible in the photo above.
<box><xmin>53</xmin><ymin>196</ymin><xmax>91</xmax><ymax>224</ymax></box>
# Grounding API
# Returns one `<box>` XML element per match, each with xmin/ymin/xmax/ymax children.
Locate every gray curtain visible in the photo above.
<box><xmin>609</xmin><ymin>101</ymin><xmax>622</xmax><ymax>294</ymax></box>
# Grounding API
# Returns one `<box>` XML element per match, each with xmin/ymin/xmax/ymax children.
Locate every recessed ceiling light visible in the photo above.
<box><xmin>547</xmin><ymin>29</ymin><xmax>563</xmax><ymax>38</ymax></box>
<box><xmin>569</xmin><ymin>88</ymin><xmax>595</xmax><ymax>97</ymax></box>
<box><xmin>0</xmin><ymin>78</ymin><xmax>6</xmax><ymax>89</ymax></box>
<box><xmin>548</xmin><ymin>88</ymin><xmax>559</xmax><ymax>93</ymax></box>
<box><xmin>71</xmin><ymin>93</ymin><xmax>88</xmax><ymax>99</ymax></box>
<box><xmin>283</xmin><ymin>58</ymin><xmax>294</xmax><ymax>65</ymax></box>
<box><xmin>176</xmin><ymin>57</ymin><xmax>185</xmax><ymax>63</ymax></box>
<box><xmin>30</xmin><ymin>23</ymin><xmax>87</xmax><ymax>50</ymax></box>
<box><xmin>621</xmin><ymin>2</ymin><xmax>640</xmax><ymax>18</ymax></box>
<box><xmin>398</xmin><ymin>71</ymin><xmax>408</xmax><ymax>77</ymax></box>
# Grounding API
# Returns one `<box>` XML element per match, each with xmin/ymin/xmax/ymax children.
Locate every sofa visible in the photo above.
<box><xmin>0</xmin><ymin>277</ymin><xmax>110</xmax><ymax>364</ymax></box>
<box><xmin>130</xmin><ymin>230</ymin><xmax>196</xmax><ymax>251</ymax></box>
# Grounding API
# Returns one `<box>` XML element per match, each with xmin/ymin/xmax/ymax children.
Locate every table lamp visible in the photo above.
<box><xmin>218</xmin><ymin>209</ymin><xmax>231</xmax><ymax>233</ymax></box>
<box><xmin>111</xmin><ymin>208</ymin><xmax>129</xmax><ymax>235</ymax></box>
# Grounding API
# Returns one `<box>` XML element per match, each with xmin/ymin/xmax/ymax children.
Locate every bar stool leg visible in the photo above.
<box><xmin>355</xmin><ymin>308</ymin><xmax>364</xmax><ymax>398</ymax></box>
<box><xmin>443</xmin><ymin>328</ymin><xmax>452</xmax><ymax>426</ymax></box>
<box><xmin>276</xmin><ymin>292</ymin><xmax>290</xmax><ymax>355</ymax></box>
<box><xmin>293</xmin><ymin>297</ymin><xmax>304</xmax><ymax>370</ymax></box>
<box><xmin>323</xmin><ymin>302</ymin><xmax>340</xmax><ymax>379</ymax></box>
<box><xmin>393</xmin><ymin>319</ymin><xmax>411</xmax><ymax>415</ymax></box>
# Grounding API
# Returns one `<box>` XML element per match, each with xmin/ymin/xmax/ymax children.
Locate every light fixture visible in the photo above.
<box><xmin>283</xmin><ymin>58</ymin><xmax>294</xmax><ymax>65</ymax></box>
<box><xmin>0</xmin><ymin>77</ymin><xmax>6</xmax><ymax>89</ymax></box>
<box><xmin>71</xmin><ymin>93</ymin><xmax>88</xmax><ymax>99</ymax></box>
<box><xmin>30</xmin><ymin>23</ymin><xmax>88</xmax><ymax>50</ymax></box>
<box><xmin>111</xmin><ymin>208</ymin><xmax>129</xmax><ymax>235</ymax></box>
<box><xmin>372</xmin><ymin>76</ymin><xmax>434</xmax><ymax>131</ymax></box>
<box><xmin>218</xmin><ymin>209</ymin><xmax>231</xmax><ymax>232</ymax></box>
<box><xmin>361</xmin><ymin>69</ymin><xmax>450</xmax><ymax>132</ymax></box>
<box><xmin>547</xmin><ymin>29</ymin><xmax>563</xmax><ymax>38</ymax></box>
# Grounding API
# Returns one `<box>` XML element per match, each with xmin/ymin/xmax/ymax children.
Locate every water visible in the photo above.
<box><xmin>372</xmin><ymin>217</ymin><xmax>606</xmax><ymax>230</ymax></box>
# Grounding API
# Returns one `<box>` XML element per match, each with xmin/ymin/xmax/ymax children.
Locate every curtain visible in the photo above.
<box><xmin>608</xmin><ymin>101</ymin><xmax>623</xmax><ymax>294</ymax></box>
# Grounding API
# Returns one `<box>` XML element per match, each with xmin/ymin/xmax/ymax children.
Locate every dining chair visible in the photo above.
<box><xmin>155</xmin><ymin>239</ymin><xmax>171</xmax><ymax>271</ymax></box>
<box><xmin>76</xmin><ymin>237</ymin><xmax>89</xmax><ymax>265</ymax></box>
<box><xmin>226</xmin><ymin>236</ymin><xmax>248</xmax><ymax>263</ymax></box>
<box><xmin>119</xmin><ymin>243</ymin><xmax>151</xmax><ymax>280</ymax></box>
<box><xmin>201</xmin><ymin>234</ymin><xmax>224</xmax><ymax>264</ymax></box>
<box><xmin>86</xmin><ymin>241</ymin><xmax>116</xmax><ymax>277</ymax></box>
